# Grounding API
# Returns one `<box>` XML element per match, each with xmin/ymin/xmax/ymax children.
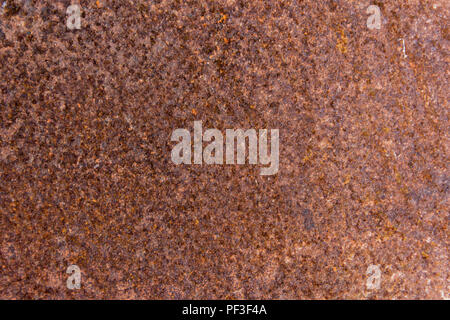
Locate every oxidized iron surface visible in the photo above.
<box><xmin>0</xmin><ymin>0</ymin><xmax>448</xmax><ymax>299</ymax></box>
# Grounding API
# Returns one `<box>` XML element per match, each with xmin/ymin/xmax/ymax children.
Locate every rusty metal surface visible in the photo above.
<box><xmin>0</xmin><ymin>0</ymin><xmax>448</xmax><ymax>299</ymax></box>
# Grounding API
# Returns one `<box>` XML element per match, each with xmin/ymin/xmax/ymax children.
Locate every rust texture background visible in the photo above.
<box><xmin>0</xmin><ymin>0</ymin><xmax>448</xmax><ymax>299</ymax></box>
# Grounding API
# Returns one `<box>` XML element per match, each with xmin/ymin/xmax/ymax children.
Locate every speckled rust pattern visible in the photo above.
<box><xmin>0</xmin><ymin>0</ymin><xmax>448</xmax><ymax>299</ymax></box>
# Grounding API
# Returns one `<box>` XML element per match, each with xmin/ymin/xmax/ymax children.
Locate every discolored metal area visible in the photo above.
<box><xmin>0</xmin><ymin>0</ymin><xmax>448</xmax><ymax>299</ymax></box>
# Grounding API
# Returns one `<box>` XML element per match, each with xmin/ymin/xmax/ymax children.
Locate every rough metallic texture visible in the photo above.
<box><xmin>0</xmin><ymin>0</ymin><xmax>448</xmax><ymax>299</ymax></box>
